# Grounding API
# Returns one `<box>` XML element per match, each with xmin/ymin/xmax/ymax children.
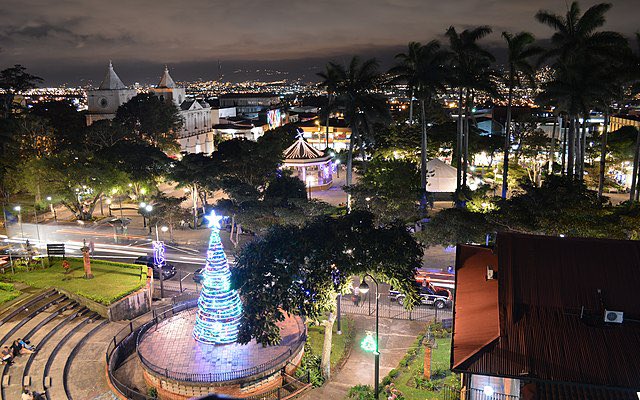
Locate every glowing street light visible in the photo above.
<box><xmin>13</xmin><ymin>205</ymin><xmax>24</xmax><ymax>239</ymax></box>
<box><xmin>358</xmin><ymin>275</ymin><xmax>380</xmax><ymax>399</ymax></box>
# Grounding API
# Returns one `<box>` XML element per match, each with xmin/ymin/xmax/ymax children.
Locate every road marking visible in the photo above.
<box><xmin>181</xmin><ymin>272</ymin><xmax>192</xmax><ymax>281</ymax></box>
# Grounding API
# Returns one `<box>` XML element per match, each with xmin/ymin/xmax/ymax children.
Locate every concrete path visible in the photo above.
<box><xmin>301</xmin><ymin>315</ymin><xmax>426</xmax><ymax>400</ymax></box>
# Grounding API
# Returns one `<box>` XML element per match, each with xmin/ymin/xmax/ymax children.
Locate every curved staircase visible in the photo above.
<box><xmin>0</xmin><ymin>289</ymin><xmax>116</xmax><ymax>400</ymax></box>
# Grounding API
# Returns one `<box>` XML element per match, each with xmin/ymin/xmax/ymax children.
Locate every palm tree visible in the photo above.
<box><xmin>389</xmin><ymin>41</ymin><xmax>423</xmax><ymax>124</ymax></box>
<box><xmin>501</xmin><ymin>32</ymin><xmax>543</xmax><ymax>199</ymax></box>
<box><xmin>317</xmin><ymin>65</ymin><xmax>340</xmax><ymax>149</ymax></box>
<box><xmin>446</xmin><ymin>26</ymin><xmax>496</xmax><ymax>196</ymax></box>
<box><xmin>390</xmin><ymin>41</ymin><xmax>450</xmax><ymax>209</ymax></box>
<box><xmin>535</xmin><ymin>1</ymin><xmax>627</xmax><ymax>179</ymax></box>
<box><xmin>320</xmin><ymin>57</ymin><xmax>390</xmax><ymax>211</ymax></box>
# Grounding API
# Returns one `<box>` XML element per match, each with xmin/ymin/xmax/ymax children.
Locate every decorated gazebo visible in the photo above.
<box><xmin>282</xmin><ymin>133</ymin><xmax>333</xmax><ymax>191</ymax></box>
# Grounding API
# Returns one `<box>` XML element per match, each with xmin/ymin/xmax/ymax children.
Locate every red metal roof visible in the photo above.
<box><xmin>452</xmin><ymin>233</ymin><xmax>640</xmax><ymax>397</ymax></box>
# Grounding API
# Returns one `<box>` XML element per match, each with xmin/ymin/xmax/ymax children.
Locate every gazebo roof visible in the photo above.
<box><xmin>283</xmin><ymin>134</ymin><xmax>328</xmax><ymax>161</ymax></box>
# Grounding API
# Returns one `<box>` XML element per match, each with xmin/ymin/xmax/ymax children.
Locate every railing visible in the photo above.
<box><xmin>466</xmin><ymin>388</ymin><xmax>519</xmax><ymax>400</ymax></box>
<box><xmin>339</xmin><ymin>292</ymin><xmax>454</xmax><ymax>323</ymax></box>
<box><xmin>106</xmin><ymin>301</ymin><xmax>184</xmax><ymax>400</ymax></box>
<box><xmin>136</xmin><ymin>304</ymin><xmax>307</xmax><ymax>383</ymax></box>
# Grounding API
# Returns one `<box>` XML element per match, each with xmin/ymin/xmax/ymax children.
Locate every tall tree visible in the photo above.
<box><xmin>535</xmin><ymin>1</ymin><xmax>628</xmax><ymax>179</ymax></box>
<box><xmin>500</xmin><ymin>32</ymin><xmax>543</xmax><ymax>198</ymax></box>
<box><xmin>389</xmin><ymin>41</ymin><xmax>423</xmax><ymax>125</ymax></box>
<box><xmin>114</xmin><ymin>93</ymin><xmax>183</xmax><ymax>152</ymax></box>
<box><xmin>320</xmin><ymin>57</ymin><xmax>390</xmax><ymax>210</ymax></box>
<box><xmin>0</xmin><ymin>65</ymin><xmax>42</xmax><ymax>117</ymax></box>
<box><xmin>233</xmin><ymin>211</ymin><xmax>421</xmax><ymax>379</ymax></box>
<box><xmin>446</xmin><ymin>26</ymin><xmax>496</xmax><ymax>199</ymax></box>
<box><xmin>317</xmin><ymin>64</ymin><xmax>340</xmax><ymax>148</ymax></box>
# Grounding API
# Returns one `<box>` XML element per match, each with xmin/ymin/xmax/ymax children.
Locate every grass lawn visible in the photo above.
<box><xmin>0</xmin><ymin>282</ymin><xmax>21</xmax><ymax>306</ymax></box>
<box><xmin>392</xmin><ymin>337</ymin><xmax>458</xmax><ymax>400</ymax></box>
<box><xmin>308</xmin><ymin>317</ymin><xmax>353</xmax><ymax>369</ymax></box>
<box><xmin>1</xmin><ymin>258</ymin><xmax>146</xmax><ymax>305</ymax></box>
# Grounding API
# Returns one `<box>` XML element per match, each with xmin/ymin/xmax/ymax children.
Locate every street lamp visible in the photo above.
<box><xmin>139</xmin><ymin>202</ymin><xmax>148</xmax><ymax>228</ymax></box>
<box><xmin>13</xmin><ymin>205</ymin><xmax>24</xmax><ymax>240</ymax></box>
<box><xmin>143</xmin><ymin>205</ymin><xmax>153</xmax><ymax>235</ymax></box>
<box><xmin>358</xmin><ymin>274</ymin><xmax>379</xmax><ymax>399</ymax></box>
<box><xmin>46</xmin><ymin>196</ymin><xmax>57</xmax><ymax>222</ymax></box>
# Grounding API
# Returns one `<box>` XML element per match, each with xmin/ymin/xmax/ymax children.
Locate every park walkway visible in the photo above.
<box><xmin>301</xmin><ymin>315</ymin><xmax>426</xmax><ymax>400</ymax></box>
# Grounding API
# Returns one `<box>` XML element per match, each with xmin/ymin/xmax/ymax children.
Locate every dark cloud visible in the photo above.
<box><xmin>0</xmin><ymin>0</ymin><xmax>637</xmax><ymax>85</ymax></box>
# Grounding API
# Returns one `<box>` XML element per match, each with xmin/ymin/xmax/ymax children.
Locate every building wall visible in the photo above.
<box><xmin>610</xmin><ymin>116</ymin><xmax>640</xmax><ymax>132</ymax></box>
<box><xmin>152</xmin><ymin>87</ymin><xmax>186</xmax><ymax>107</ymax></box>
<box><xmin>86</xmin><ymin>88</ymin><xmax>137</xmax><ymax>125</ymax></box>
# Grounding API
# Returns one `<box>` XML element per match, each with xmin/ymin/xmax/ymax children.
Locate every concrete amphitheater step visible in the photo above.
<box><xmin>46</xmin><ymin>316</ymin><xmax>107</xmax><ymax>400</ymax></box>
<box><xmin>18</xmin><ymin>308</ymin><xmax>92</xmax><ymax>396</ymax></box>
<box><xmin>0</xmin><ymin>293</ymin><xmax>67</xmax><ymax>342</ymax></box>
<box><xmin>0</xmin><ymin>288</ymin><xmax>57</xmax><ymax>323</ymax></box>
<box><xmin>65</xmin><ymin>320</ymin><xmax>127</xmax><ymax>400</ymax></box>
<box><xmin>1</xmin><ymin>302</ymin><xmax>82</xmax><ymax>400</ymax></box>
<box><xmin>41</xmin><ymin>312</ymin><xmax>100</xmax><ymax>400</ymax></box>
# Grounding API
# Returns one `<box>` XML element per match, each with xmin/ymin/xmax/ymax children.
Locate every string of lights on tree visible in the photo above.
<box><xmin>193</xmin><ymin>210</ymin><xmax>243</xmax><ymax>345</ymax></box>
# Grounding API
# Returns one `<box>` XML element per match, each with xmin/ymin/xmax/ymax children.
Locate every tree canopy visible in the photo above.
<box><xmin>232</xmin><ymin>211</ymin><xmax>422</xmax><ymax>345</ymax></box>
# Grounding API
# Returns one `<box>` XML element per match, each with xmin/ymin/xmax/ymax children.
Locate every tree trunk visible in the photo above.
<box><xmin>580</xmin><ymin>114</ymin><xmax>588</xmax><ymax>180</ymax></box>
<box><xmin>192</xmin><ymin>184</ymin><xmax>198</xmax><ymax>229</ymax></box>
<box><xmin>408</xmin><ymin>89</ymin><xmax>414</xmax><ymax>125</ymax></box>
<box><xmin>326</xmin><ymin>93</ymin><xmax>332</xmax><ymax>149</ymax></box>
<box><xmin>561</xmin><ymin>116</ymin><xmax>567</xmax><ymax>176</ymax></box>
<box><xmin>598</xmin><ymin>113</ymin><xmax>608</xmax><ymax>200</ymax></box>
<box><xmin>420</xmin><ymin>99</ymin><xmax>427</xmax><ymax>196</ymax></box>
<box><xmin>346</xmin><ymin>121</ymin><xmax>357</xmax><ymax>212</ymax></box>
<box><xmin>501</xmin><ymin>82</ymin><xmax>514</xmax><ymax>199</ymax></box>
<box><xmin>549</xmin><ymin>116</ymin><xmax>557</xmax><ymax>174</ymax></box>
<box><xmin>456</xmin><ymin>88</ymin><xmax>464</xmax><ymax>192</ymax></box>
<box><xmin>320</xmin><ymin>311</ymin><xmax>337</xmax><ymax>380</ymax></box>
<box><xmin>630</xmin><ymin>128</ymin><xmax>640</xmax><ymax>202</ymax></box>
<box><xmin>567</xmin><ymin>115</ymin><xmax>576</xmax><ymax>179</ymax></box>
<box><xmin>462</xmin><ymin>89</ymin><xmax>471</xmax><ymax>188</ymax></box>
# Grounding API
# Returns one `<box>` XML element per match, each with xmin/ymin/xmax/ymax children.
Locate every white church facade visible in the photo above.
<box><xmin>86</xmin><ymin>62</ymin><xmax>222</xmax><ymax>154</ymax></box>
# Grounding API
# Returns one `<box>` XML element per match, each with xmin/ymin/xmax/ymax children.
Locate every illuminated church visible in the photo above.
<box><xmin>86</xmin><ymin>62</ymin><xmax>215</xmax><ymax>154</ymax></box>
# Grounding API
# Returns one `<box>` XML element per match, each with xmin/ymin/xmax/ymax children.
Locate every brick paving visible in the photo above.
<box><xmin>138</xmin><ymin>308</ymin><xmax>304</xmax><ymax>377</ymax></box>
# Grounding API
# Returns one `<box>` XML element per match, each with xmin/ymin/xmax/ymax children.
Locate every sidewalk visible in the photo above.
<box><xmin>301</xmin><ymin>315</ymin><xmax>426</xmax><ymax>400</ymax></box>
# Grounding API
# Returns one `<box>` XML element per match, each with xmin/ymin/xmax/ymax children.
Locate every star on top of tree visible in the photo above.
<box><xmin>205</xmin><ymin>210</ymin><xmax>224</xmax><ymax>230</ymax></box>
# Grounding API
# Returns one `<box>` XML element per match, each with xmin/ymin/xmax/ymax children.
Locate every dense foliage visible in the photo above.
<box><xmin>232</xmin><ymin>211</ymin><xmax>422</xmax><ymax>345</ymax></box>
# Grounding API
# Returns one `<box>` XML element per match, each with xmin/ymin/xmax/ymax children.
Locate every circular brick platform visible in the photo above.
<box><xmin>137</xmin><ymin>307</ymin><xmax>306</xmax><ymax>399</ymax></box>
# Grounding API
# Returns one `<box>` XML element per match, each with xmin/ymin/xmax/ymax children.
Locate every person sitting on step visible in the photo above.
<box><xmin>17</xmin><ymin>338</ymin><xmax>35</xmax><ymax>353</ymax></box>
<box><xmin>21</xmin><ymin>387</ymin><xmax>33</xmax><ymax>400</ymax></box>
<box><xmin>1</xmin><ymin>346</ymin><xmax>13</xmax><ymax>364</ymax></box>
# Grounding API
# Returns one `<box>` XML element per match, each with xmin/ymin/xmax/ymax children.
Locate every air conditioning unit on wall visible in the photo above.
<box><xmin>604</xmin><ymin>310</ymin><xmax>624</xmax><ymax>323</ymax></box>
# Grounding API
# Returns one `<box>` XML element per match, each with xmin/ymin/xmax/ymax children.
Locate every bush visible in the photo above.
<box><xmin>295</xmin><ymin>342</ymin><xmax>325</xmax><ymax>387</ymax></box>
<box><xmin>346</xmin><ymin>384</ymin><xmax>375</xmax><ymax>400</ymax></box>
<box><xmin>147</xmin><ymin>387</ymin><xmax>158</xmax><ymax>399</ymax></box>
<box><xmin>0</xmin><ymin>282</ymin><xmax>15</xmax><ymax>291</ymax></box>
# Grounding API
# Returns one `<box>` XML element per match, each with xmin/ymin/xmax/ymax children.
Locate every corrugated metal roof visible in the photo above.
<box><xmin>453</xmin><ymin>233</ymin><xmax>640</xmax><ymax>395</ymax></box>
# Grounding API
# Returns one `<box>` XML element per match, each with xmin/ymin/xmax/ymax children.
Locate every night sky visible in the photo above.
<box><xmin>0</xmin><ymin>0</ymin><xmax>638</xmax><ymax>85</ymax></box>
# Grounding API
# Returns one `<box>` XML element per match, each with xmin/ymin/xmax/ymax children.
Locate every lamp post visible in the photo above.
<box><xmin>358</xmin><ymin>274</ymin><xmax>379</xmax><ymax>399</ymax></box>
<box><xmin>139</xmin><ymin>202</ymin><xmax>147</xmax><ymax>228</ymax></box>
<box><xmin>46</xmin><ymin>196</ymin><xmax>57</xmax><ymax>222</ymax></box>
<box><xmin>13</xmin><ymin>206</ymin><xmax>24</xmax><ymax>240</ymax></box>
<box><xmin>145</xmin><ymin>204</ymin><xmax>153</xmax><ymax>235</ymax></box>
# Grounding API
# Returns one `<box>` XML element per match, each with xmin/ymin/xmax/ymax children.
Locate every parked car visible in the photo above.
<box><xmin>389</xmin><ymin>282</ymin><xmax>452</xmax><ymax>309</ymax></box>
<box><xmin>134</xmin><ymin>256</ymin><xmax>177</xmax><ymax>280</ymax></box>
<box><xmin>193</xmin><ymin>268</ymin><xmax>204</xmax><ymax>284</ymax></box>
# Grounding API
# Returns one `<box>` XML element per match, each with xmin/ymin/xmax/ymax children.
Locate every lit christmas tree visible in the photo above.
<box><xmin>193</xmin><ymin>210</ymin><xmax>243</xmax><ymax>345</ymax></box>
